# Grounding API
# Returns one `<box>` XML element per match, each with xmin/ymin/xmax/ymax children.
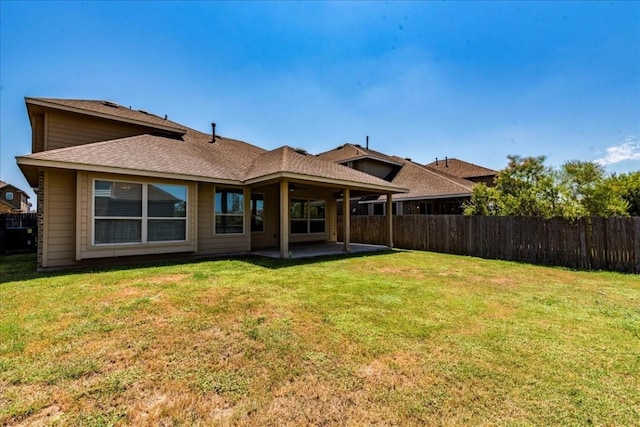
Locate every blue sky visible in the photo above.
<box><xmin>1</xmin><ymin>1</ymin><xmax>639</xmax><ymax>204</ymax></box>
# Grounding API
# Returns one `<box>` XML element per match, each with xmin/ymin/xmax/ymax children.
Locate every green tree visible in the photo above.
<box><xmin>608</xmin><ymin>171</ymin><xmax>640</xmax><ymax>216</ymax></box>
<box><xmin>465</xmin><ymin>155</ymin><xmax>561</xmax><ymax>218</ymax></box>
<box><xmin>464</xmin><ymin>156</ymin><xmax>631</xmax><ymax>218</ymax></box>
<box><xmin>559</xmin><ymin>160</ymin><xmax>627</xmax><ymax>218</ymax></box>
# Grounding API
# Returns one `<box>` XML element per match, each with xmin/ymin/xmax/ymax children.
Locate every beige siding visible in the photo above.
<box><xmin>32</xmin><ymin>114</ymin><xmax>45</xmax><ymax>153</ymax></box>
<box><xmin>197</xmin><ymin>183</ymin><xmax>249</xmax><ymax>255</ymax></box>
<box><xmin>251</xmin><ymin>185</ymin><xmax>279</xmax><ymax>249</ymax></box>
<box><xmin>45</xmin><ymin>111</ymin><xmax>158</xmax><ymax>151</ymax></box>
<box><xmin>43</xmin><ymin>169</ymin><xmax>76</xmax><ymax>267</ymax></box>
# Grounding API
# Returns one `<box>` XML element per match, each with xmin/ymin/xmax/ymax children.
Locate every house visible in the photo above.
<box><xmin>0</xmin><ymin>180</ymin><xmax>32</xmax><ymax>213</ymax></box>
<box><xmin>316</xmin><ymin>144</ymin><xmax>476</xmax><ymax>215</ymax></box>
<box><xmin>16</xmin><ymin>98</ymin><xmax>406</xmax><ymax>269</ymax></box>
<box><xmin>425</xmin><ymin>157</ymin><xmax>497</xmax><ymax>186</ymax></box>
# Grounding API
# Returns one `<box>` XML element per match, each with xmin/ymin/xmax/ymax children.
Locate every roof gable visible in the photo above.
<box><xmin>0</xmin><ymin>180</ymin><xmax>29</xmax><ymax>198</ymax></box>
<box><xmin>244</xmin><ymin>146</ymin><xmax>405</xmax><ymax>191</ymax></box>
<box><xmin>317</xmin><ymin>144</ymin><xmax>403</xmax><ymax>166</ymax></box>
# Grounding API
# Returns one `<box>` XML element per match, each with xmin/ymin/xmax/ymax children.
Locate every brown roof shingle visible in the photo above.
<box><xmin>372</xmin><ymin>159</ymin><xmax>474</xmax><ymax>201</ymax></box>
<box><xmin>317</xmin><ymin>143</ymin><xmax>403</xmax><ymax>165</ymax></box>
<box><xmin>17</xmin><ymin>107</ymin><xmax>406</xmax><ymax>193</ymax></box>
<box><xmin>425</xmin><ymin>158</ymin><xmax>497</xmax><ymax>179</ymax></box>
<box><xmin>26</xmin><ymin>98</ymin><xmax>188</xmax><ymax>135</ymax></box>
<box><xmin>245</xmin><ymin>146</ymin><xmax>404</xmax><ymax>191</ymax></box>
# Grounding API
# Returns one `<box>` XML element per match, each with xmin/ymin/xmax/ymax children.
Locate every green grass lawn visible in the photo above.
<box><xmin>1</xmin><ymin>251</ymin><xmax>639</xmax><ymax>426</ymax></box>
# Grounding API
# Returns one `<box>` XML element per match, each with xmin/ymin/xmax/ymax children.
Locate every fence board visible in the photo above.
<box><xmin>339</xmin><ymin>215</ymin><xmax>639</xmax><ymax>274</ymax></box>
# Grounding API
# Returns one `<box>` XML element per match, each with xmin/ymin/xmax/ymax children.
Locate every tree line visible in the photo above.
<box><xmin>464</xmin><ymin>156</ymin><xmax>640</xmax><ymax>218</ymax></box>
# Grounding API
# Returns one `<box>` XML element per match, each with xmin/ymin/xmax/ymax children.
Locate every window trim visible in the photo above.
<box><xmin>214</xmin><ymin>186</ymin><xmax>245</xmax><ymax>235</ymax></box>
<box><xmin>92</xmin><ymin>178</ymin><xmax>188</xmax><ymax>246</ymax></box>
<box><xmin>290</xmin><ymin>199</ymin><xmax>326</xmax><ymax>235</ymax></box>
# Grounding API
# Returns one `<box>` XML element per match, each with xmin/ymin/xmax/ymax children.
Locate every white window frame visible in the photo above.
<box><xmin>92</xmin><ymin>178</ymin><xmax>188</xmax><ymax>246</ymax></box>
<box><xmin>214</xmin><ymin>187</ymin><xmax>245</xmax><ymax>235</ymax></box>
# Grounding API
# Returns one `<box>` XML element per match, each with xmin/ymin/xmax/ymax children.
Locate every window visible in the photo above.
<box><xmin>5</xmin><ymin>192</ymin><xmax>14</xmax><ymax>201</ymax></box>
<box><xmin>215</xmin><ymin>188</ymin><xmax>244</xmax><ymax>234</ymax></box>
<box><xmin>148</xmin><ymin>184</ymin><xmax>187</xmax><ymax>241</ymax></box>
<box><xmin>290</xmin><ymin>199</ymin><xmax>325</xmax><ymax>234</ymax></box>
<box><xmin>251</xmin><ymin>194</ymin><xmax>264</xmax><ymax>232</ymax></box>
<box><xmin>373</xmin><ymin>203</ymin><xmax>384</xmax><ymax>215</ymax></box>
<box><xmin>93</xmin><ymin>180</ymin><xmax>187</xmax><ymax>245</ymax></box>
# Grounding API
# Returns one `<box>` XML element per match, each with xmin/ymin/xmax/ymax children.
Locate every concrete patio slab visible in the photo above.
<box><xmin>251</xmin><ymin>242</ymin><xmax>390</xmax><ymax>259</ymax></box>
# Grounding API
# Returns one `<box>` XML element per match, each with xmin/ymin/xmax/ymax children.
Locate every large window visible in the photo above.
<box><xmin>94</xmin><ymin>180</ymin><xmax>187</xmax><ymax>245</ymax></box>
<box><xmin>215</xmin><ymin>188</ymin><xmax>244</xmax><ymax>234</ymax></box>
<box><xmin>290</xmin><ymin>199</ymin><xmax>325</xmax><ymax>234</ymax></box>
<box><xmin>251</xmin><ymin>194</ymin><xmax>264</xmax><ymax>232</ymax></box>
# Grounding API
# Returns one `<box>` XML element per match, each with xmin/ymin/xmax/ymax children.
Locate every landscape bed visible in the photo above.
<box><xmin>1</xmin><ymin>251</ymin><xmax>638</xmax><ymax>425</ymax></box>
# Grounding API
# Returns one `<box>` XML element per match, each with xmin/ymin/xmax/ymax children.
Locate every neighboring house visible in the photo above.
<box><xmin>425</xmin><ymin>157</ymin><xmax>497</xmax><ymax>186</ymax></box>
<box><xmin>16</xmin><ymin>98</ymin><xmax>406</xmax><ymax>269</ymax></box>
<box><xmin>317</xmin><ymin>144</ymin><xmax>476</xmax><ymax>215</ymax></box>
<box><xmin>0</xmin><ymin>180</ymin><xmax>32</xmax><ymax>213</ymax></box>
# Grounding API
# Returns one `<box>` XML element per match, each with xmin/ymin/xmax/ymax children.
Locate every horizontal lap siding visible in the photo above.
<box><xmin>46</xmin><ymin>112</ymin><xmax>154</xmax><ymax>150</ymax></box>
<box><xmin>33</xmin><ymin>114</ymin><xmax>45</xmax><ymax>153</ymax></box>
<box><xmin>197</xmin><ymin>183</ymin><xmax>248</xmax><ymax>255</ymax></box>
<box><xmin>45</xmin><ymin>170</ymin><xmax>76</xmax><ymax>267</ymax></box>
<box><xmin>251</xmin><ymin>185</ymin><xmax>279</xmax><ymax>250</ymax></box>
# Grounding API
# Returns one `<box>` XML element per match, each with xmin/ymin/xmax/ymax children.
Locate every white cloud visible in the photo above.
<box><xmin>595</xmin><ymin>135</ymin><xmax>640</xmax><ymax>166</ymax></box>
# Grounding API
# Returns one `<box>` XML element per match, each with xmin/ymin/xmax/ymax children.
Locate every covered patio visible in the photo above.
<box><xmin>251</xmin><ymin>242</ymin><xmax>391</xmax><ymax>259</ymax></box>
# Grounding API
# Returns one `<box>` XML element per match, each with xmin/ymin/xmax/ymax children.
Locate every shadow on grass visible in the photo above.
<box><xmin>240</xmin><ymin>249</ymin><xmax>399</xmax><ymax>270</ymax></box>
<box><xmin>0</xmin><ymin>249</ymin><xmax>401</xmax><ymax>284</ymax></box>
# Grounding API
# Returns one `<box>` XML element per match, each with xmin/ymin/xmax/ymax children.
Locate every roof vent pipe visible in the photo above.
<box><xmin>445</xmin><ymin>156</ymin><xmax>448</xmax><ymax>168</ymax></box>
<box><xmin>366</xmin><ymin>135</ymin><xmax>369</xmax><ymax>150</ymax></box>
<box><xmin>211</xmin><ymin>122</ymin><xmax>216</xmax><ymax>143</ymax></box>
<box><xmin>435</xmin><ymin>157</ymin><xmax>438</xmax><ymax>166</ymax></box>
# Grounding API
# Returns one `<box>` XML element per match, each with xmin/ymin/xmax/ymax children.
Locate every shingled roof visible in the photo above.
<box><xmin>244</xmin><ymin>146</ymin><xmax>402</xmax><ymax>191</ymax></box>
<box><xmin>26</xmin><ymin>98</ymin><xmax>187</xmax><ymax>135</ymax></box>
<box><xmin>17</xmin><ymin>101</ymin><xmax>405</xmax><ymax>194</ymax></box>
<box><xmin>317</xmin><ymin>143</ymin><xmax>403</xmax><ymax>166</ymax></box>
<box><xmin>317</xmin><ymin>144</ymin><xmax>476</xmax><ymax>201</ymax></box>
<box><xmin>385</xmin><ymin>158</ymin><xmax>474</xmax><ymax>200</ymax></box>
<box><xmin>425</xmin><ymin>158</ymin><xmax>497</xmax><ymax>179</ymax></box>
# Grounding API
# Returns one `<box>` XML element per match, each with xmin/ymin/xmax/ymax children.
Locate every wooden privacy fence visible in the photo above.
<box><xmin>338</xmin><ymin>215</ymin><xmax>640</xmax><ymax>274</ymax></box>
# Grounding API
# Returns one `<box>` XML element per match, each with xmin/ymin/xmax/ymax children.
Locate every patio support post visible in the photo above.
<box><xmin>386</xmin><ymin>193</ymin><xmax>393</xmax><ymax>248</ymax></box>
<box><xmin>244</xmin><ymin>187</ymin><xmax>251</xmax><ymax>252</ymax></box>
<box><xmin>343</xmin><ymin>187</ymin><xmax>350</xmax><ymax>253</ymax></box>
<box><xmin>280</xmin><ymin>180</ymin><xmax>289</xmax><ymax>258</ymax></box>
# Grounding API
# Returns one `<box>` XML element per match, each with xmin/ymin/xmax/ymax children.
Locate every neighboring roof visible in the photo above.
<box><xmin>0</xmin><ymin>180</ymin><xmax>30</xmax><ymax>198</ymax></box>
<box><xmin>361</xmin><ymin>159</ymin><xmax>474</xmax><ymax>202</ymax></box>
<box><xmin>244</xmin><ymin>146</ymin><xmax>404</xmax><ymax>192</ymax></box>
<box><xmin>26</xmin><ymin>97</ymin><xmax>187</xmax><ymax>135</ymax></box>
<box><xmin>425</xmin><ymin>158</ymin><xmax>497</xmax><ymax>179</ymax></box>
<box><xmin>316</xmin><ymin>143</ymin><xmax>404</xmax><ymax>166</ymax></box>
<box><xmin>317</xmin><ymin>145</ymin><xmax>476</xmax><ymax>202</ymax></box>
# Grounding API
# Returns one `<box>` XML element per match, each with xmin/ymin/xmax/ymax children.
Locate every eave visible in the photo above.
<box><xmin>16</xmin><ymin>157</ymin><xmax>242</xmax><ymax>187</ymax></box>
